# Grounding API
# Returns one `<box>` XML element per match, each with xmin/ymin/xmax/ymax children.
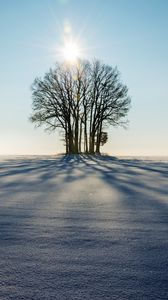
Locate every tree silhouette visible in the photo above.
<box><xmin>30</xmin><ymin>59</ymin><xmax>131</xmax><ymax>154</ymax></box>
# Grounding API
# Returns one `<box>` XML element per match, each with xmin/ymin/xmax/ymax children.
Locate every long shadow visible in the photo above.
<box><xmin>62</xmin><ymin>155</ymin><xmax>168</xmax><ymax>299</ymax></box>
<box><xmin>0</xmin><ymin>155</ymin><xmax>168</xmax><ymax>299</ymax></box>
<box><xmin>1</xmin><ymin>154</ymin><xmax>168</xmax><ymax>208</ymax></box>
<box><xmin>76</xmin><ymin>154</ymin><xmax>168</xmax><ymax>228</ymax></box>
<box><xmin>87</xmin><ymin>154</ymin><xmax>168</xmax><ymax>195</ymax></box>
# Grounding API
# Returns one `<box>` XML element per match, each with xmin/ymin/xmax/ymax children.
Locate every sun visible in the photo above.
<box><xmin>62</xmin><ymin>41</ymin><xmax>81</xmax><ymax>62</ymax></box>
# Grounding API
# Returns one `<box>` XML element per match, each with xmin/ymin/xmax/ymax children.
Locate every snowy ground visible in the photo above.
<box><xmin>0</xmin><ymin>155</ymin><xmax>168</xmax><ymax>300</ymax></box>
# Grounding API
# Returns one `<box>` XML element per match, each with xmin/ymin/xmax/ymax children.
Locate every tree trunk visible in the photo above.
<box><xmin>89</xmin><ymin>103</ymin><xmax>93</xmax><ymax>153</ymax></box>
<box><xmin>74</xmin><ymin>117</ymin><xmax>79</xmax><ymax>153</ymax></box>
<box><xmin>65</xmin><ymin>129</ymin><xmax>69</xmax><ymax>154</ymax></box>
<box><xmin>96</xmin><ymin>121</ymin><xmax>102</xmax><ymax>153</ymax></box>
<box><xmin>68</xmin><ymin>118</ymin><xmax>74</xmax><ymax>153</ymax></box>
<box><xmin>79</xmin><ymin>118</ymin><xmax>82</xmax><ymax>153</ymax></box>
<box><xmin>90</xmin><ymin>130</ymin><xmax>95</xmax><ymax>154</ymax></box>
<box><xmin>84</xmin><ymin>107</ymin><xmax>88</xmax><ymax>153</ymax></box>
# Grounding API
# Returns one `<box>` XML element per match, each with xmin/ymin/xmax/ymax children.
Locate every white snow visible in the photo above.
<box><xmin>0</xmin><ymin>155</ymin><xmax>168</xmax><ymax>299</ymax></box>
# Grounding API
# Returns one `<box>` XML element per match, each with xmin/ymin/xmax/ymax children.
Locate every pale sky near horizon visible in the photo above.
<box><xmin>0</xmin><ymin>0</ymin><xmax>168</xmax><ymax>156</ymax></box>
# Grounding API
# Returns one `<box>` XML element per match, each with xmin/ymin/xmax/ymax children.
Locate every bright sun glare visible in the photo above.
<box><xmin>62</xmin><ymin>41</ymin><xmax>81</xmax><ymax>62</ymax></box>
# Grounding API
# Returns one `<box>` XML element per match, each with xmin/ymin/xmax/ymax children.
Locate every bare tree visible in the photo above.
<box><xmin>30</xmin><ymin>59</ymin><xmax>131</xmax><ymax>154</ymax></box>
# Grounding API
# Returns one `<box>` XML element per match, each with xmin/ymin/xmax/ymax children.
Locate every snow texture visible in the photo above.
<box><xmin>0</xmin><ymin>155</ymin><xmax>168</xmax><ymax>300</ymax></box>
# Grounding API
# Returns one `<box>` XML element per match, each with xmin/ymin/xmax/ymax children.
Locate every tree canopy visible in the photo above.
<box><xmin>30</xmin><ymin>59</ymin><xmax>131</xmax><ymax>154</ymax></box>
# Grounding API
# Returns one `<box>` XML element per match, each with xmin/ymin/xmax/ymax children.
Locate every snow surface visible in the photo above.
<box><xmin>0</xmin><ymin>155</ymin><xmax>168</xmax><ymax>300</ymax></box>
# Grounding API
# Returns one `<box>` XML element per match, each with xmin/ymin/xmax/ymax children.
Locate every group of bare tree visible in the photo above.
<box><xmin>30</xmin><ymin>59</ymin><xmax>131</xmax><ymax>154</ymax></box>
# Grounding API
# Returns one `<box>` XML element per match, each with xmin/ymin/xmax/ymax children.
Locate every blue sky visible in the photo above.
<box><xmin>0</xmin><ymin>0</ymin><xmax>168</xmax><ymax>155</ymax></box>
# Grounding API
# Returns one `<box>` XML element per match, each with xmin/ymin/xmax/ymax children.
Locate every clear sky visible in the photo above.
<box><xmin>0</xmin><ymin>0</ymin><xmax>168</xmax><ymax>156</ymax></box>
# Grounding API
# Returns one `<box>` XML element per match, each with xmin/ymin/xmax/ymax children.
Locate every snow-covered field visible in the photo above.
<box><xmin>0</xmin><ymin>155</ymin><xmax>168</xmax><ymax>300</ymax></box>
